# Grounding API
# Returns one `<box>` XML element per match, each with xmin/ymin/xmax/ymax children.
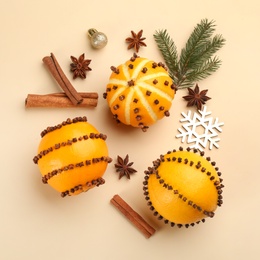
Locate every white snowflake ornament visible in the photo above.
<box><xmin>176</xmin><ymin>106</ymin><xmax>224</xmax><ymax>151</ymax></box>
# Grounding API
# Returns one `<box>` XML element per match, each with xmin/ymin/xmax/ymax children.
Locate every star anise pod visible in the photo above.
<box><xmin>125</xmin><ymin>30</ymin><xmax>147</xmax><ymax>53</ymax></box>
<box><xmin>70</xmin><ymin>53</ymin><xmax>92</xmax><ymax>79</ymax></box>
<box><xmin>114</xmin><ymin>154</ymin><xmax>137</xmax><ymax>180</ymax></box>
<box><xmin>182</xmin><ymin>84</ymin><xmax>211</xmax><ymax>110</ymax></box>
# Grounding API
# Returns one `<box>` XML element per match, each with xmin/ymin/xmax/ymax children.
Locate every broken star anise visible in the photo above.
<box><xmin>70</xmin><ymin>53</ymin><xmax>92</xmax><ymax>79</ymax></box>
<box><xmin>182</xmin><ymin>84</ymin><xmax>211</xmax><ymax>110</ymax></box>
<box><xmin>114</xmin><ymin>154</ymin><xmax>137</xmax><ymax>180</ymax></box>
<box><xmin>125</xmin><ymin>30</ymin><xmax>147</xmax><ymax>53</ymax></box>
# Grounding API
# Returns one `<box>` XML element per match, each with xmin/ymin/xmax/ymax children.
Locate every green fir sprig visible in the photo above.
<box><xmin>154</xmin><ymin>19</ymin><xmax>226</xmax><ymax>89</ymax></box>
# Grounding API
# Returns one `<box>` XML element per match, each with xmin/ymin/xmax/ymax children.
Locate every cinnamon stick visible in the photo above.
<box><xmin>25</xmin><ymin>92</ymin><xmax>98</xmax><ymax>108</ymax></box>
<box><xmin>42</xmin><ymin>53</ymin><xmax>83</xmax><ymax>105</ymax></box>
<box><xmin>110</xmin><ymin>194</ymin><xmax>156</xmax><ymax>238</ymax></box>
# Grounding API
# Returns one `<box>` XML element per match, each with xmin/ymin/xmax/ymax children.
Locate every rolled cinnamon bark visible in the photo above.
<box><xmin>25</xmin><ymin>92</ymin><xmax>98</xmax><ymax>108</ymax></box>
<box><xmin>110</xmin><ymin>194</ymin><xmax>156</xmax><ymax>238</ymax></box>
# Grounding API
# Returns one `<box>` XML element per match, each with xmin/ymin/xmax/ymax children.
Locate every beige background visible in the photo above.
<box><xmin>1</xmin><ymin>0</ymin><xmax>259</xmax><ymax>259</ymax></box>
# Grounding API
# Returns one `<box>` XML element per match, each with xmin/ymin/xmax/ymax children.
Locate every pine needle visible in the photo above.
<box><xmin>154</xmin><ymin>19</ymin><xmax>226</xmax><ymax>89</ymax></box>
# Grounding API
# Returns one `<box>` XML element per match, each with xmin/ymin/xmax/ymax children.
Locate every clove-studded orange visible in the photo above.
<box><xmin>33</xmin><ymin>117</ymin><xmax>112</xmax><ymax>197</ymax></box>
<box><xmin>104</xmin><ymin>54</ymin><xmax>176</xmax><ymax>131</ymax></box>
<box><xmin>143</xmin><ymin>147</ymin><xmax>224</xmax><ymax>227</ymax></box>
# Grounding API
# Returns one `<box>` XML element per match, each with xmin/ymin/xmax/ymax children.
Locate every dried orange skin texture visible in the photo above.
<box><xmin>144</xmin><ymin>149</ymin><xmax>224</xmax><ymax>227</ymax></box>
<box><xmin>105</xmin><ymin>56</ymin><xmax>175</xmax><ymax>130</ymax></box>
<box><xmin>34</xmin><ymin>118</ymin><xmax>111</xmax><ymax>197</ymax></box>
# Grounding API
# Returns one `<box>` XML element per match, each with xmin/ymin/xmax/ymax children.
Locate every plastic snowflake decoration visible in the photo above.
<box><xmin>176</xmin><ymin>106</ymin><xmax>224</xmax><ymax>151</ymax></box>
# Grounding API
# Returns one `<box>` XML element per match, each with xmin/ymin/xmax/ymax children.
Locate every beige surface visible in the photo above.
<box><xmin>1</xmin><ymin>0</ymin><xmax>259</xmax><ymax>259</ymax></box>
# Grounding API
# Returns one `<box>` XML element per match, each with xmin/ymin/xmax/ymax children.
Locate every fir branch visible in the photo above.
<box><xmin>154</xmin><ymin>19</ymin><xmax>226</xmax><ymax>89</ymax></box>
<box><xmin>153</xmin><ymin>29</ymin><xmax>178</xmax><ymax>82</ymax></box>
<box><xmin>179</xmin><ymin>19</ymin><xmax>216</xmax><ymax>72</ymax></box>
<box><xmin>189</xmin><ymin>34</ymin><xmax>225</xmax><ymax>69</ymax></box>
<box><xmin>181</xmin><ymin>57</ymin><xmax>222</xmax><ymax>88</ymax></box>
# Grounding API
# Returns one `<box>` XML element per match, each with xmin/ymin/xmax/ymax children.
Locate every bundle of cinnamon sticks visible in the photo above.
<box><xmin>25</xmin><ymin>53</ymin><xmax>98</xmax><ymax>108</ymax></box>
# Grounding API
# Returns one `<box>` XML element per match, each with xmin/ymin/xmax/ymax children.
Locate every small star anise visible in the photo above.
<box><xmin>114</xmin><ymin>154</ymin><xmax>137</xmax><ymax>180</ymax></box>
<box><xmin>70</xmin><ymin>53</ymin><xmax>92</xmax><ymax>79</ymax></box>
<box><xmin>182</xmin><ymin>84</ymin><xmax>211</xmax><ymax>110</ymax></box>
<box><xmin>125</xmin><ymin>30</ymin><xmax>147</xmax><ymax>53</ymax></box>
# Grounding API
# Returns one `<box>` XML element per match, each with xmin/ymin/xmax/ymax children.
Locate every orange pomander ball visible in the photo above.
<box><xmin>143</xmin><ymin>147</ymin><xmax>224</xmax><ymax>228</ymax></box>
<box><xmin>104</xmin><ymin>54</ymin><xmax>176</xmax><ymax>131</ymax></box>
<box><xmin>33</xmin><ymin>117</ymin><xmax>112</xmax><ymax>197</ymax></box>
